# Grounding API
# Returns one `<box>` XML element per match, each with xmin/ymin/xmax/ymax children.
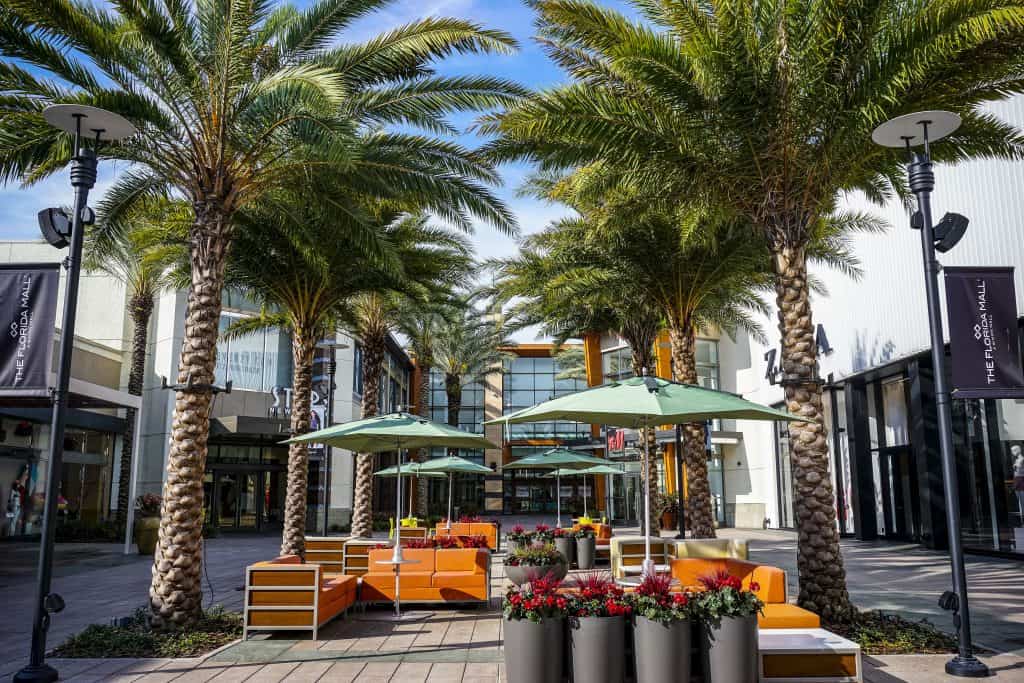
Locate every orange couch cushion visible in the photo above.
<box><xmin>435</xmin><ymin>548</ymin><xmax>487</xmax><ymax>573</ymax></box>
<box><xmin>468</xmin><ymin>523</ymin><xmax>499</xmax><ymax>548</ymax></box>
<box><xmin>760</xmin><ymin>603</ymin><xmax>821</xmax><ymax>629</ymax></box>
<box><xmin>671</xmin><ymin>558</ymin><xmax>788</xmax><ymax>605</ymax></box>
<box><xmin>363</xmin><ymin>571</ymin><xmax>434</xmax><ymax>590</ymax></box>
<box><xmin>432</xmin><ymin>571</ymin><xmax>487</xmax><ymax>589</ymax></box>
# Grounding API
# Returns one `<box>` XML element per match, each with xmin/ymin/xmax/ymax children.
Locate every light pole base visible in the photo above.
<box><xmin>13</xmin><ymin>663</ymin><xmax>59</xmax><ymax>683</ymax></box>
<box><xmin>945</xmin><ymin>655</ymin><xmax>990</xmax><ymax>678</ymax></box>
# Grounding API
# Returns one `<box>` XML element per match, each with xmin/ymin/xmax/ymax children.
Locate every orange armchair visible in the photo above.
<box><xmin>670</xmin><ymin>557</ymin><xmax>819</xmax><ymax>629</ymax></box>
<box><xmin>243</xmin><ymin>555</ymin><xmax>357</xmax><ymax>639</ymax></box>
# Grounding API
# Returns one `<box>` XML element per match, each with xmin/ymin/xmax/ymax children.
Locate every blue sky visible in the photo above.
<box><xmin>0</xmin><ymin>0</ymin><xmax>633</xmax><ymax>266</ymax></box>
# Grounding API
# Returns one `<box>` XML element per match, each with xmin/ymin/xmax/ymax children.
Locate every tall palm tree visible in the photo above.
<box><xmin>84</xmin><ymin>198</ymin><xmax>188</xmax><ymax>533</ymax></box>
<box><xmin>224</xmin><ymin>186</ymin><xmax>471</xmax><ymax>556</ymax></box>
<box><xmin>485</xmin><ymin>0</ymin><xmax>1024</xmax><ymax>623</ymax></box>
<box><xmin>0</xmin><ymin>0</ymin><xmax>520</xmax><ymax>627</ymax></box>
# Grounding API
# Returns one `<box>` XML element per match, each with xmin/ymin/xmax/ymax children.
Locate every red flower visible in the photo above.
<box><xmin>749</xmin><ymin>581</ymin><xmax>760</xmax><ymax>593</ymax></box>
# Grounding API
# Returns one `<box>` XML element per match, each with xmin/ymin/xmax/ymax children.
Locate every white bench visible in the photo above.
<box><xmin>758</xmin><ymin>628</ymin><xmax>862</xmax><ymax>682</ymax></box>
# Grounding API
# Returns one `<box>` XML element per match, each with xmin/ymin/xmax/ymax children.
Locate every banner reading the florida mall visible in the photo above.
<box><xmin>944</xmin><ymin>266</ymin><xmax>1024</xmax><ymax>399</ymax></box>
<box><xmin>0</xmin><ymin>263</ymin><xmax>59</xmax><ymax>398</ymax></box>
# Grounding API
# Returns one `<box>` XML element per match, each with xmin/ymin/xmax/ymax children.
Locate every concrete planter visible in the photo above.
<box><xmin>633</xmin><ymin>616</ymin><xmax>691</xmax><ymax>683</ymax></box>
<box><xmin>701</xmin><ymin>614</ymin><xmax>758</xmax><ymax>683</ymax></box>
<box><xmin>568</xmin><ymin>615</ymin><xmax>625</xmax><ymax>683</ymax></box>
<box><xmin>554</xmin><ymin>537</ymin><xmax>575</xmax><ymax>567</ymax></box>
<box><xmin>575</xmin><ymin>536</ymin><xmax>596</xmax><ymax>569</ymax></box>
<box><xmin>504</xmin><ymin>616</ymin><xmax>564</xmax><ymax>683</ymax></box>
<box><xmin>505</xmin><ymin>562</ymin><xmax>567</xmax><ymax>586</ymax></box>
<box><xmin>134</xmin><ymin>516</ymin><xmax>160</xmax><ymax>556</ymax></box>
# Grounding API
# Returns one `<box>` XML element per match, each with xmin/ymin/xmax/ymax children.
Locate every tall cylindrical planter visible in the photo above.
<box><xmin>576</xmin><ymin>536</ymin><xmax>596</xmax><ymax>569</ymax></box>
<box><xmin>568</xmin><ymin>616</ymin><xmax>625</xmax><ymax>683</ymax></box>
<box><xmin>701</xmin><ymin>614</ymin><xmax>758</xmax><ymax>683</ymax></box>
<box><xmin>504</xmin><ymin>617</ymin><xmax>564</xmax><ymax>683</ymax></box>
<box><xmin>554</xmin><ymin>536</ymin><xmax>575</xmax><ymax>568</ymax></box>
<box><xmin>633</xmin><ymin>616</ymin><xmax>691</xmax><ymax>683</ymax></box>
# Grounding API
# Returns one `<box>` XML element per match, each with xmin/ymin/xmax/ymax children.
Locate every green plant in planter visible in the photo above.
<box><xmin>631</xmin><ymin>573</ymin><xmax>696</xmax><ymax>624</ymax></box>
<box><xmin>697</xmin><ymin>571</ymin><xmax>764</xmax><ymax>683</ymax></box>
<box><xmin>506</xmin><ymin>524</ymin><xmax>533</xmax><ymax>548</ymax></box>
<box><xmin>532</xmin><ymin>523</ymin><xmax>555</xmax><ymax>543</ymax></box>
<box><xmin>504</xmin><ymin>578</ymin><xmax>569</xmax><ymax>683</ymax></box>
<box><xmin>504</xmin><ymin>543</ymin><xmax>567</xmax><ymax>586</ymax></box>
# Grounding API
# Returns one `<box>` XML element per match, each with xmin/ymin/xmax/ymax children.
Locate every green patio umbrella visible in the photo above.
<box><xmin>416</xmin><ymin>455</ymin><xmax>494</xmax><ymax>532</ymax></box>
<box><xmin>373</xmin><ymin>463</ymin><xmax>445</xmax><ymax>520</ymax></box>
<box><xmin>487</xmin><ymin>375</ymin><xmax>804</xmax><ymax>575</ymax></box>
<box><xmin>286</xmin><ymin>412</ymin><xmax>496</xmax><ymax>619</ymax></box>
<box><xmin>543</xmin><ymin>463</ymin><xmax>625</xmax><ymax>518</ymax></box>
<box><xmin>505</xmin><ymin>448</ymin><xmax>610</xmax><ymax>527</ymax></box>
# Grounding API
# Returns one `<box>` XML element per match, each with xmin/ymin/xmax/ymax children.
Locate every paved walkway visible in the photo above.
<box><xmin>2</xmin><ymin>523</ymin><xmax>1022</xmax><ymax>681</ymax></box>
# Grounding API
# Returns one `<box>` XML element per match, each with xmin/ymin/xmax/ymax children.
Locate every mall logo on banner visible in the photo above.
<box><xmin>944</xmin><ymin>266</ymin><xmax>1024</xmax><ymax>398</ymax></box>
<box><xmin>0</xmin><ymin>263</ymin><xmax>59</xmax><ymax>398</ymax></box>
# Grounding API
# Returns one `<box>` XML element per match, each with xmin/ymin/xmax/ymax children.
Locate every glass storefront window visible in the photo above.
<box><xmin>503</xmin><ymin>356</ymin><xmax>588</xmax><ymax>441</ymax></box>
<box><xmin>882</xmin><ymin>377</ymin><xmax>910</xmax><ymax>447</ymax></box>
<box><xmin>773</xmin><ymin>421</ymin><xmax>795</xmax><ymax>529</ymax></box>
<box><xmin>214</xmin><ymin>312</ymin><xmax>293</xmax><ymax>392</ymax></box>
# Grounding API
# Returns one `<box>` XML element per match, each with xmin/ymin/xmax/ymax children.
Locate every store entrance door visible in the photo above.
<box><xmin>209</xmin><ymin>468</ymin><xmax>284</xmax><ymax>531</ymax></box>
<box><xmin>878</xmin><ymin>446</ymin><xmax>919</xmax><ymax>541</ymax></box>
<box><xmin>610</xmin><ymin>465</ymin><xmax>641</xmax><ymax>524</ymax></box>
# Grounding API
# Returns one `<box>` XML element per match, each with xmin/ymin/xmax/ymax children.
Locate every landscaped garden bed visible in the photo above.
<box><xmin>51</xmin><ymin>607</ymin><xmax>241</xmax><ymax>658</ymax></box>
<box><xmin>826</xmin><ymin>610</ymin><xmax>964</xmax><ymax>655</ymax></box>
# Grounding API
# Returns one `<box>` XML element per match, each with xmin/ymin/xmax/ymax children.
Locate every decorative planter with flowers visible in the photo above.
<box><xmin>574</xmin><ymin>525</ymin><xmax>596</xmax><ymax>569</ymax></box>
<box><xmin>567</xmin><ymin>572</ymin><xmax>631</xmax><ymax>683</ymax></box>
<box><xmin>629</xmin><ymin>573</ymin><xmax>695</xmax><ymax>683</ymax></box>
<box><xmin>133</xmin><ymin>493</ymin><xmax>162</xmax><ymax>556</ymax></box>
<box><xmin>532</xmin><ymin>523</ymin><xmax>555</xmax><ymax>544</ymax></box>
<box><xmin>503</xmin><ymin>577</ymin><xmax>569</xmax><ymax>683</ymax></box>
<box><xmin>504</xmin><ymin>543</ymin><xmax>567</xmax><ymax>586</ymax></box>
<box><xmin>506</xmin><ymin>525</ymin><xmax>532</xmax><ymax>555</ymax></box>
<box><xmin>697</xmin><ymin>570</ymin><xmax>764</xmax><ymax>683</ymax></box>
<box><xmin>552</xmin><ymin>527</ymin><xmax>575</xmax><ymax>567</ymax></box>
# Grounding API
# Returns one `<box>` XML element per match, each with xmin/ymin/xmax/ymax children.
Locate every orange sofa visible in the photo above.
<box><xmin>670</xmin><ymin>557</ymin><xmax>820</xmax><ymax>629</ymax></box>
<box><xmin>434</xmin><ymin>522</ymin><xmax>500</xmax><ymax>550</ymax></box>
<box><xmin>243</xmin><ymin>555</ymin><xmax>357</xmax><ymax>639</ymax></box>
<box><xmin>361</xmin><ymin>547</ymin><xmax>490</xmax><ymax>604</ymax></box>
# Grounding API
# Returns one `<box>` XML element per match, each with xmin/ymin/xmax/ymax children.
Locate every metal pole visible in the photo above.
<box><xmin>16</xmin><ymin>131</ymin><xmax>96</xmax><ymax>683</ymax></box>
<box><xmin>123</xmin><ymin>405</ymin><xmax>143</xmax><ymax>554</ymax></box>
<box><xmin>322</xmin><ymin>356</ymin><xmax>336</xmax><ymax>535</ymax></box>
<box><xmin>392</xmin><ymin>439</ymin><xmax>403</xmax><ymax>619</ymax></box>
<box><xmin>446</xmin><ymin>472</ymin><xmax>453</xmax><ymax>532</ymax></box>
<box><xmin>674</xmin><ymin>424</ymin><xmax>686</xmax><ymax>539</ymax></box>
<box><xmin>556</xmin><ymin>472</ymin><xmax>561</xmax><ymax>528</ymax></box>
<box><xmin>642</xmin><ymin>417</ymin><xmax>653</xmax><ymax>576</ymax></box>
<box><xmin>908</xmin><ymin>140</ymin><xmax>988</xmax><ymax>678</ymax></box>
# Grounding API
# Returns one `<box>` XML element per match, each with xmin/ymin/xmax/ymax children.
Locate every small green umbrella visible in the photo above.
<box><xmin>505</xmin><ymin>448</ymin><xmax>611</xmax><ymax>526</ymax></box>
<box><xmin>416</xmin><ymin>456</ymin><xmax>494</xmax><ymax>531</ymax></box>
<box><xmin>487</xmin><ymin>376</ymin><xmax>805</xmax><ymax>574</ymax></box>
<box><xmin>542</xmin><ymin>463</ymin><xmax>625</xmax><ymax>518</ymax></box>
<box><xmin>373</xmin><ymin>463</ymin><xmax>445</xmax><ymax>520</ymax></box>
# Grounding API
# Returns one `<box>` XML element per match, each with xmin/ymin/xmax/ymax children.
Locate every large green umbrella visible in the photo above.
<box><xmin>373</xmin><ymin>463</ymin><xmax>445</xmax><ymax>521</ymax></box>
<box><xmin>286</xmin><ymin>412</ymin><xmax>495</xmax><ymax>619</ymax></box>
<box><xmin>505</xmin><ymin>448</ymin><xmax>610</xmax><ymax>526</ymax></box>
<box><xmin>543</xmin><ymin>463</ymin><xmax>625</xmax><ymax>518</ymax></box>
<box><xmin>487</xmin><ymin>376</ymin><xmax>804</xmax><ymax>574</ymax></box>
<box><xmin>416</xmin><ymin>455</ymin><xmax>494</xmax><ymax>531</ymax></box>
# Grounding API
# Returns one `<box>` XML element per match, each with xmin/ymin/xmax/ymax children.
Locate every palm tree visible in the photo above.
<box><xmin>0</xmin><ymin>0</ymin><xmax>520</xmax><ymax>627</ymax></box>
<box><xmin>224</xmin><ymin>187</ymin><xmax>471</xmax><ymax>556</ymax></box>
<box><xmin>84</xmin><ymin>199</ymin><xmax>188</xmax><ymax>533</ymax></box>
<box><xmin>485</xmin><ymin>0</ymin><xmax>1024</xmax><ymax>623</ymax></box>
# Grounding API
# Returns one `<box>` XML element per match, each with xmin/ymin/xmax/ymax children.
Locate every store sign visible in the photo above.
<box><xmin>0</xmin><ymin>264</ymin><xmax>59</xmax><ymax>397</ymax></box>
<box><xmin>945</xmin><ymin>266</ymin><xmax>1024</xmax><ymax>398</ymax></box>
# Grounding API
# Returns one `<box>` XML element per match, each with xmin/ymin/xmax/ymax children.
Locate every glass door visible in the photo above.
<box><xmin>237</xmin><ymin>473</ymin><xmax>258</xmax><ymax>529</ymax></box>
<box><xmin>216</xmin><ymin>472</ymin><xmax>239</xmax><ymax>529</ymax></box>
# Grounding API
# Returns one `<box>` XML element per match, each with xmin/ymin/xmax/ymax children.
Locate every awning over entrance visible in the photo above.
<box><xmin>212</xmin><ymin>415</ymin><xmax>291</xmax><ymax>437</ymax></box>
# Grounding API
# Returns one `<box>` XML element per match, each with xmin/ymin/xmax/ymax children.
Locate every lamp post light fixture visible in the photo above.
<box><xmin>316</xmin><ymin>340</ymin><xmax>349</xmax><ymax>535</ymax></box>
<box><xmin>15</xmin><ymin>105</ymin><xmax>136</xmax><ymax>683</ymax></box>
<box><xmin>871</xmin><ymin>110</ymin><xmax>987</xmax><ymax>678</ymax></box>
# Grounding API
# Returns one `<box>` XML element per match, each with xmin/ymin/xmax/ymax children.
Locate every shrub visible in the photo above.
<box><xmin>403</xmin><ymin>538</ymin><xmax>434</xmax><ymax>549</ymax></box>
<box><xmin>507</xmin><ymin>524</ymin><xmax>533</xmax><ymax>544</ymax></box>
<box><xmin>459</xmin><ymin>535</ymin><xmax>489</xmax><ymax>548</ymax></box>
<box><xmin>629</xmin><ymin>573</ymin><xmax>695</xmax><ymax>624</ymax></box>
<box><xmin>136</xmin><ymin>493</ymin><xmax>162</xmax><ymax>517</ymax></box>
<box><xmin>696</xmin><ymin>571</ymin><xmax>763</xmax><ymax>620</ymax></box>
<box><xmin>505</xmin><ymin>543</ymin><xmax>565</xmax><ymax>567</ymax></box>
<box><xmin>503</xmin><ymin>577</ymin><xmax>569</xmax><ymax>622</ymax></box>
<box><xmin>570</xmin><ymin>572</ymin><xmax>631</xmax><ymax>618</ymax></box>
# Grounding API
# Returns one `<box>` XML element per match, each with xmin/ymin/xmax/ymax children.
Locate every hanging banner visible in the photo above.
<box><xmin>944</xmin><ymin>266</ymin><xmax>1024</xmax><ymax>399</ymax></box>
<box><xmin>0</xmin><ymin>263</ymin><xmax>59</xmax><ymax>398</ymax></box>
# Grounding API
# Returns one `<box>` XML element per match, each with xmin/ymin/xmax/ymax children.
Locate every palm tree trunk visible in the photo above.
<box><xmin>629</xmin><ymin>351</ymin><xmax>660</xmax><ymax>539</ymax></box>
<box><xmin>149</xmin><ymin>214</ymin><xmax>230</xmax><ymax>629</ymax></box>
<box><xmin>116</xmin><ymin>293</ymin><xmax>153</xmax><ymax>532</ymax></box>
<box><xmin>350</xmin><ymin>334</ymin><xmax>385</xmax><ymax>538</ymax></box>
<box><xmin>667</xmin><ymin>321</ymin><xmax>717</xmax><ymax>539</ymax></box>
<box><xmin>444</xmin><ymin>374</ymin><xmax>461</xmax><ymax>456</ymax></box>
<box><xmin>773</xmin><ymin>245</ymin><xmax>854</xmax><ymax>624</ymax></box>
<box><xmin>415</xmin><ymin>363</ymin><xmax>431</xmax><ymax>517</ymax></box>
<box><xmin>281</xmin><ymin>329</ymin><xmax>316</xmax><ymax>558</ymax></box>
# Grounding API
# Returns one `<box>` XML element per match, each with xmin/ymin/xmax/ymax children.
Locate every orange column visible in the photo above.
<box><xmin>583</xmin><ymin>332</ymin><xmax>607</xmax><ymax>515</ymax></box>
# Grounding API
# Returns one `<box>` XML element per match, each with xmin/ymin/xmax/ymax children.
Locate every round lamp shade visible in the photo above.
<box><xmin>43</xmin><ymin>104</ymin><xmax>137</xmax><ymax>142</ymax></box>
<box><xmin>871</xmin><ymin>110</ymin><xmax>961</xmax><ymax>148</ymax></box>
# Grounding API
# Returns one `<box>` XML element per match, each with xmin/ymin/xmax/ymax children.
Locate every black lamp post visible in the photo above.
<box><xmin>15</xmin><ymin>105</ymin><xmax>136</xmax><ymax>683</ymax></box>
<box><xmin>316</xmin><ymin>340</ymin><xmax>348</xmax><ymax>535</ymax></box>
<box><xmin>872</xmin><ymin>110</ymin><xmax>988</xmax><ymax>678</ymax></box>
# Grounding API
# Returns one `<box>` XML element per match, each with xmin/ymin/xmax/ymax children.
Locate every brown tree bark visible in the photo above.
<box><xmin>773</xmin><ymin>245</ymin><xmax>854</xmax><ymax>624</ymax></box>
<box><xmin>350</xmin><ymin>333</ymin><xmax>385</xmax><ymax>538</ymax></box>
<box><xmin>149</xmin><ymin>209</ymin><xmax>230</xmax><ymax>629</ymax></box>
<box><xmin>117</xmin><ymin>293</ymin><xmax>154</xmax><ymax>532</ymax></box>
<box><xmin>281</xmin><ymin>330</ymin><xmax>316</xmax><ymax>558</ymax></box>
<box><xmin>415</xmin><ymin>363</ymin><xmax>431</xmax><ymax>517</ymax></box>
<box><xmin>667</xmin><ymin>321</ymin><xmax>717</xmax><ymax>539</ymax></box>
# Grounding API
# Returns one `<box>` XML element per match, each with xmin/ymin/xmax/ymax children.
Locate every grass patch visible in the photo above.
<box><xmin>826</xmin><ymin>610</ymin><xmax>962</xmax><ymax>655</ymax></box>
<box><xmin>51</xmin><ymin>606</ymin><xmax>242</xmax><ymax>658</ymax></box>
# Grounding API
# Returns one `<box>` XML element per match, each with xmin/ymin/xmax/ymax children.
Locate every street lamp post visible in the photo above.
<box><xmin>872</xmin><ymin>111</ymin><xmax>988</xmax><ymax>678</ymax></box>
<box><xmin>316</xmin><ymin>340</ymin><xmax>348</xmax><ymax>535</ymax></box>
<box><xmin>15</xmin><ymin>105</ymin><xmax>136</xmax><ymax>683</ymax></box>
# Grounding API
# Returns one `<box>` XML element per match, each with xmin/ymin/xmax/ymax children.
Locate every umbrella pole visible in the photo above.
<box><xmin>408</xmin><ymin>475</ymin><xmax>414</xmax><ymax>521</ymax></box>
<box><xmin>643</xmin><ymin>418</ymin><xmax>653</xmax><ymax>577</ymax></box>
<box><xmin>556</xmin><ymin>472</ymin><xmax>562</xmax><ymax>528</ymax></box>
<box><xmin>394</xmin><ymin>439</ymin><xmax>403</xmax><ymax>618</ymax></box>
<box><xmin>583</xmin><ymin>474</ymin><xmax>588</xmax><ymax>518</ymax></box>
<box><xmin>446</xmin><ymin>472</ymin><xmax>453</xmax><ymax>532</ymax></box>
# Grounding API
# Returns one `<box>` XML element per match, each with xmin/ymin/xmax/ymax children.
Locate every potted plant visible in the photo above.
<box><xmin>656</xmin><ymin>493</ymin><xmax>678</xmax><ymax>531</ymax></box>
<box><xmin>506</xmin><ymin>525</ymin><xmax>533</xmax><ymax>554</ymax></box>
<box><xmin>504</xmin><ymin>543</ymin><xmax>567</xmax><ymax>586</ymax></box>
<box><xmin>532</xmin><ymin>523</ymin><xmax>554</xmax><ymax>544</ymax></box>
<box><xmin>574</xmin><ymin>525</ymin><xmax>597</xmax><ymax>570</ymax></box>
<box><xmin>133</xmin><ymin>493</ymin><xmax>162</xmax><ymax>556</ymax></box>
<box><xmin>552</xmin><ymin>527</ymin><xmax>575</xmax><ymax>568</ymax></box>
<box><xmin>566</xmin><ymin>572</ymin><xmax>631</xmax><ymax>682</ymax></box>
<box><xmin>503</xmin><ymin>577</ymin><xmax>569</xmax><ymax>683</ymax></box>
<box><xmin>697</xmin><ymin>570</ymin><xmax>764</xmax><ymax>683</ymax></box>
<box><xmin>630</xmin><ymin>573</ymin><xmax>695</xmax><ymax>682</ymax></box>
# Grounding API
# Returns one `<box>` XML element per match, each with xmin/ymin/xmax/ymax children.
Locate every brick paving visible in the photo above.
<box><xmin>2</xmin><ymin>522</ymin><xmax>1022</xmax><ymax>681</ymax></box>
